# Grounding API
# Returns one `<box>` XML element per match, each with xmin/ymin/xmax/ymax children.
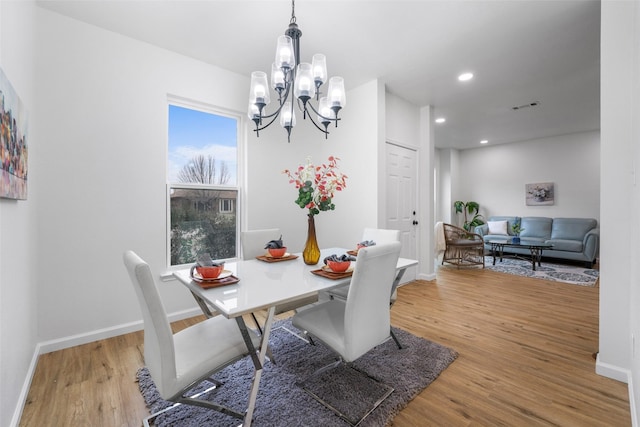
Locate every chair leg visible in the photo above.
<box><xmin>390</xmin><ymin>328</ymin><xmax>403</xmax><ymax>349</ymax></box>
<box><xmin>142</xmin><ymin>379</ymin><xmax>244</xmax><ymax>427</ymax></box>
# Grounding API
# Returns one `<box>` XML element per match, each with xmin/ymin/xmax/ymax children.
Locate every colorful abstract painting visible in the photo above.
<box><xmin>0</xmin><ymin>67</ymin><xmax>28</xmax><ymax>200</ymax></box>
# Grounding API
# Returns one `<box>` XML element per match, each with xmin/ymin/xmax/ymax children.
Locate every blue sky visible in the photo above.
<box><xmin>168</xmin><ymin>105</ymin><xmax>237</xmax><ymax>185</ymax></box>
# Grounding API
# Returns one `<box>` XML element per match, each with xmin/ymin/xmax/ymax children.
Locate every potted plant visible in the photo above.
<box><xmin>453</xmin><ymin>200</ymin><xmax>485</xmax><ymax>232</ymax></box>
<box><xmin>511</xmin><ymin>219</ymin><xmax>524</xmax><ymax>244</ymax></box>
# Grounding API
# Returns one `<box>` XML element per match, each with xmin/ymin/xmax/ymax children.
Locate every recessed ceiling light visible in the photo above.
<box><xmin>435</xmin><ymin>117</ymin><xmax>446</xmax><ymax>124</ymax></box>
<box><xmin>458</xmin><ymin>72</ymin><xmax>474</xmax><ymax>81</ymax></box>
<box><xmin>480</xmin><ymin>140</ymin><xmax>488</xmax><ymax>144</ymax></box>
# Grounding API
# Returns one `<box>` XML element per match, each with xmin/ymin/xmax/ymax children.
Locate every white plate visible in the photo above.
<box><xmin>192</xmin><ymin>269</ymin><xmax>233</xmax><ymax>281</ymax></box>
<box><xmin>321</xmin><ymin>265</ymin><xmax>354</xmax><ymax>273</ymax></box>
<box><xmin>265</xmin><ymin>252</ymin><xmax>291</xmax><ymax>258</ymax></box>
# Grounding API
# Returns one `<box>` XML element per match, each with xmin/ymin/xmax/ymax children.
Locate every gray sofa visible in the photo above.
<box><xmin>474</xmin><ymin>216</ymin><xmax>599</xmax><ymax>267</ymax></box>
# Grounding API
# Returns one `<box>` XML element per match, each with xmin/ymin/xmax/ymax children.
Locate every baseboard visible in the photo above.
<box><xmin>595</xmin><ymin>353</ymin><xmax>630</xmax><ymax>383</ymax></box>
<box><xmin>417</xmin><ymin>272</ymin><xmax>436</xmax><ymax>281</ymax></box>
<box><xmin>629</xmin><ymin>374</ymin><xmax>638</xmax><ymax>427</ymax></box>
<box><xmin>10</xmin><ymin>345</ymin><xmax>40</xmax><ymax>427</ymax></box>
<box><xmin>38</xmin><ymin>306</ymin><xmax>202</xmax><ymax>354</ymax></box>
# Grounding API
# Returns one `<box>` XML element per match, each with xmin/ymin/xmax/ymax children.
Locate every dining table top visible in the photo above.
<box><xmin>173</xmin><ymin>247</ymin><xmax>418</xmax><ymax>319</ymax></box>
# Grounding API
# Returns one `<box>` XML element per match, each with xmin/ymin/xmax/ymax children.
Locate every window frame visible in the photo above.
<box><xmin>166</xmin><ymin>96</ymin><xmax>245</xmax><ymax>269</ymax></box>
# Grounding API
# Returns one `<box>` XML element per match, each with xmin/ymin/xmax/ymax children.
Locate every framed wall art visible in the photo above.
<box><xmin>0</xmin><ymin>67</ymin><xmax>28</xmax><ymax>200</ymax></box>
<box><xmin>526</xmin><ymin>182</ymin><xmax>554</xmax><ymax>206</ymax></box>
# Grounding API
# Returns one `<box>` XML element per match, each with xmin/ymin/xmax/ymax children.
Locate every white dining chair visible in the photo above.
<box><xmin>241</xmin><ymin>228</ymin><xmax>282</xmax><ymax>260</ymax></box>
<box><xmin>326</xmin><ymin>227</ymin><xmax>400</xmax><ymax>300</ymax></box>
<box><xmin>291</xmin><ymin>242</ymin><xmax>402</xmax><ymax>425</ymax></box>
<box><xmin>123</xmin><ymin>250</ymin><xmax>261</xmax><ymax>426</ymax></box>
<box><xmin>325</xmin><ymin>229</ymin><xmax>403</xmax><ymax>348</ymax></box>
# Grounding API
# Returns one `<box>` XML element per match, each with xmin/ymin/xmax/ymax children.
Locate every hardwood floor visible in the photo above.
<box><xmin>19</xmin><ymin>267</ymin><xmax>630</xmax><ymax>426</ymax></box>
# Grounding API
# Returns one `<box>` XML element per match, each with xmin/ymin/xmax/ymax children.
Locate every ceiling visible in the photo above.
<box><xmin>36</xmin><ymin>0</ymin><xmax>601</xmax><ymax>150</ymax></box>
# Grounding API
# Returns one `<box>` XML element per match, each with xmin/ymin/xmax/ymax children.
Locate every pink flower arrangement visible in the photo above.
<box><xmin>283</xmin><ymin>156</ymin><xmax>348</xmax><ymax>216</ymax></box>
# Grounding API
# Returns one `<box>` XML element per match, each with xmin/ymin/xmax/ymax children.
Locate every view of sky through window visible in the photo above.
<box><xmin>168</xmin><ymin>105</ymin><xmax>237</xmax><ymax>185</ymax></box>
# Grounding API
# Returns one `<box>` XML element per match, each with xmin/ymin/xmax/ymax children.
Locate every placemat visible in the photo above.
<box><xmin>311</xmin><ymin>268</ymin><xmax>353</xmax><ymax>280</ymax></box>
<box><xmin>256</xmin><ymin>254</ymin><xmax>299</xmax><ymax>263</ymax></box>
<box><xmin>193</xmin><ymin>275</ymin><xmax>240</xmax><ymax>289</ymax></box>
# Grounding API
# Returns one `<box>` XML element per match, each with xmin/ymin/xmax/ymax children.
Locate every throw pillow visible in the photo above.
<box><xmin>487</xmin><ymin>220</ymin><xmax>508</xmax><ymax>235</ymax></box>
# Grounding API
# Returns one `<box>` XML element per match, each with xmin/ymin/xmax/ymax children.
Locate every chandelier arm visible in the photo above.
<box><xmin>256</xmin><ymin>81</ymin><xmax>293</xmax><ymax>121</ymax></box>
<box><xmin>258</xmin><ymin>102</ymin><xmax>285</xmax><ymax>121</ymax></box>
<box><xmin>254</xmin><ymin>115</ymin><xmax>280</xmax><ymax>133</ymax></box>
<box><xmin>305</xmin><ymin>101</ymin><xmax>341</xmax><ymax>123</ymax></box>
<box><xmin>302</xmin><ymin>104</ymin><xmax>330</xmax><ymax>135</ymax></box>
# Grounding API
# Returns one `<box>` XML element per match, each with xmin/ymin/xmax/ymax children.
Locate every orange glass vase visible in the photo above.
<box><xmin>303</xmin><ymin>214</ymin><xmax>321</xmax><ymax>265</ymax></box>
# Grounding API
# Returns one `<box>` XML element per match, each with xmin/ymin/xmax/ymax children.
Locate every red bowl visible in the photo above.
<box><xmin>268</xmin><ymin>247</ymin><xmax>287</xmax><ymax>258</ymax></box>
<box><xmin>196</xmin><ymin>264</ymin><xmax>224</xmax><ymax>279</ymax></box>
<box><xmin>327</xmin><ymin>259</ymin><xmax>351</xmax><ymax>273</ymax></box>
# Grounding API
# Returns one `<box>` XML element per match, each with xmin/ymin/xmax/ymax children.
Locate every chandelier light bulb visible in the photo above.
<box><xmin>280</xmin><ymin>101</ymin><xmax>296</xmax><ymax>128</ymax></box>
<box><xmin>294</xmin><ymin>63</ymin><xmax>315</xmax><ymax>100</ymax></box>
<box><xmin>275</xmin><ymin>35</ymin><xmax>295</xmax><ymax>69</ymax></box>
<box><xmin>248</xmin><ymin>102</ymin><xmax>260</xmax><ymax>120</ymax></box>
<box><xmin>328</xmin><ymin>76</ymin><xmax>346</xmax><ymax>108</ymax></box>
<box><xmin>318</xmin><ymin>97</ymin><xmax>332</xmax><ymax>125</ymax></box>
<box><xmin>249</xmin><ymin>71</ymin><xmax>270</xmax><ymax>105</ymax></box>
<box><xmin>311</xmin><ymin>54</ymin><xmax>327</xmax><ymax>86</ymax></box>
<box><xmin>271</xmin><ymin>63</ymin><xmax>285</xmax><ymax>91</ymax></box>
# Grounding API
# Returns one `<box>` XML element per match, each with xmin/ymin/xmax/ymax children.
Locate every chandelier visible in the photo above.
<box><xmin>248</xmin><ymin>0</ymin><xmax>346</xmax><ymax>142</ymax></box>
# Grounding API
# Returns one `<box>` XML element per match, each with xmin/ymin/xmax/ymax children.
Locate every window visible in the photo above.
<box><xmin>219</xmin><ymin>198</ymin><xmax>234</xmax><ymax>213</ymax></box>
<box><xmin>167</xmin><ymin>101</ymin><xmax>239</xmax><ymax>266</ymax></box>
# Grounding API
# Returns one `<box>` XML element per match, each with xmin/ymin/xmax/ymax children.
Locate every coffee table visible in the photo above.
<box><xmin>485</xmin><ymin>238</ymin><xmax>554</xmax><ymax>271</ymax></box>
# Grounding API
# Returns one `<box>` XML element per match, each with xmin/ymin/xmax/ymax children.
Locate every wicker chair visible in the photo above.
<box><xmin>442</xmin><ymin>223</ymin><xmax>485</xmax><ymax>268</ymax></box>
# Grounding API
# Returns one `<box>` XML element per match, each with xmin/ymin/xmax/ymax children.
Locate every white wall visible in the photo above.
<box><xmin>628</xmin><ymin>0</ymin><xmax>640</xmax><ymax>421</ymax></box>
<box><xmin>436</xmin><ymin>148</ymin><xmax>459</xmax><ymax>224</ymax></box>
<box><xmin>0</xmin><ymin>2</ymin><xmax>37</xmax><ymax>426</ymax></box>
<box><xmin>600</xmin><ymin>2</ymin><xmax>638</xmax><ymax>417</ymax></box>
<box><xmin>386</xmin><ymin>91</ymin><xmax>420</xmax><ymax>146</ymax></box>
<box><xmin>455</xmin><ymin>131</ymin><xmax>600</xmax><ymax>221</ymax></box>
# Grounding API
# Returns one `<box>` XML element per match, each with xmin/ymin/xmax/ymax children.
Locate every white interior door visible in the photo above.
<box><xmin>385</xmin><ymin>143</ymin><xmax>418</xmax><ymax>283</ymax></box>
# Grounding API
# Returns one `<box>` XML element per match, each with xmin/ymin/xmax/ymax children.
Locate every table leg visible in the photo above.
<box><xmin>390</xmin><ymin>269</ymin><xmax>406</xmax><ymax>300</ymax></box>
<box><xmin>528</xmin><ymin>247</ymin><xmax>543</xmax><ymax>271</ymax></box>
<box><xmin>237</xmin><ymin>305</ymin><xmax>275</xmax><ymax>427</ymax></box>
<box><xmin>490</xmin><ymin>243</ymin><xmax>498</xmax><ymax>265</ymax></box>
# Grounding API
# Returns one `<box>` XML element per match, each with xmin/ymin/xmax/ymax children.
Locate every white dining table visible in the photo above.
<box><xmin>172</xmin><ymin>247</ymin><xmax>418</xmax><ymax>427</ymax></box>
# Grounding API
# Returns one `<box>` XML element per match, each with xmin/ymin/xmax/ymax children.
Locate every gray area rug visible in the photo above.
<box><xmin>137</xmin><ymin>319</ymin><xmax>458</xmax><ymax>426</ymax></box>
<box><xmin>484</xmin><ymin>257</ymin><xmax>599</xmax><ymax>286</ymax></box>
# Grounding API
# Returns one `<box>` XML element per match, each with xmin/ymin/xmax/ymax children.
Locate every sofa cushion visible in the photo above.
<box><xmin>520</xmin><ymin>237</ymin><xmax>547</xmax><ymax>244</ymax></box>
<box><xmin>520</xmin><ymin>217</ymin><xmax>552</xmax><ymax>239</ymax></box>
<box><xmin>551</xmin><ymin>218</ymin><xmax>598</xmax><ymax>240</ymax></box>
<box><xmin>546</xmin><ymin>239</ymin><xmax>583</xmax><ymax>252</ymax></box>
<box><xmin>486</xmin><ymin>216</ymin><xmax>517</xmax><ymax>235</ymax></box>
<box><xmin>487</xmin><ymin>220</ymin><xmax>508</xmax><ymax>235</ymax></box>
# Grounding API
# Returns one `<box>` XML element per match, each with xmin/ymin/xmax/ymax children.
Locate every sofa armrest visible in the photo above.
<box><xmin>583</xmin><ymin>228</ymin><xmax>600</xmax><ymax>260</ymax></box>
<box><xmin>475</xmin><ymin>224</ymin><xmax>488</xmax><ymax>237</ymax></box>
